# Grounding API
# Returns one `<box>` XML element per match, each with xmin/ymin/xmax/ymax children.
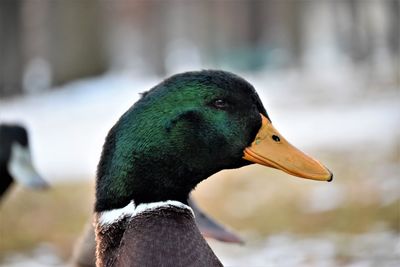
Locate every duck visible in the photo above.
<box><xmin>0</xmin><ymin>124</ymin><xmax>48</xmax><ymax>201</ymax></box>
<box><xmin>94</xmin><ymin>70</ymin><xmax>332</xmax><ymax>267</ymax></box>
<box><xmin>73</xmin><ymin>194</ymin><xmax>242</xmax><ymax>267</ymax></box>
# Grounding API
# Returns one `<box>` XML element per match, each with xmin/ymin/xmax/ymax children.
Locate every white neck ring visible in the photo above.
<box><xmin>98</xmin><ymin>200</ymin><xmax>194</xmax><ymax>226</ymax></box>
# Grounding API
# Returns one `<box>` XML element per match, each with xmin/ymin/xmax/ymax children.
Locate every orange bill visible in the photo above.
<box><xmin>243</xmin><ymin>114</ymin><xmax>333</xmax><ymax>182</ymax></box>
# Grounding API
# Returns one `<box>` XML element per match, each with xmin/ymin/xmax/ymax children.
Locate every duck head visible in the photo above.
<box><xmin>0</xmin><ymin>124</ymin><xmax>48</xmax><ymax>199</ymax></box>
<box><xmin>95</xmin><ymin>70</ymin><xmax>332</xmax><ymax>212</ymax></box>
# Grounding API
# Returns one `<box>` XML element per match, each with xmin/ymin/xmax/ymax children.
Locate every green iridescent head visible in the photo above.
<box><xmin>95</xmin><ymin>70</ymin><xmax>268</xmax><ymax>211</ymax></box>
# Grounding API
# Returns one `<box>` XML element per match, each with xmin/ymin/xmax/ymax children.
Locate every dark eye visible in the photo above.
<box><xmin>213</xmin><ymin>99</ymin><xmax>229</xmax><ymax>109</ymax></box>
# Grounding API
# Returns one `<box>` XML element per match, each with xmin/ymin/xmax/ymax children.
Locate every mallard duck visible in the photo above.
<box><xmin>73</xmin><ymin>195</ymin><xmax>242</xmax><ymax>267</ymax></box>
<box><xmin>0</xmin><ymin>124</ymin><xmax>48</xmax><ymax>200</ymax></box>
<box><xmin>94</xmin><ymin>70</ymin><xmax>332</xmax><ymax>266</ymax></box>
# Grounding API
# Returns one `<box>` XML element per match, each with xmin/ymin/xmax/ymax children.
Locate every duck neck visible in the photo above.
<box><xmin>96</xmin><ymin>200</ymin><xmax>194</xmax><ymax>227</ymax></box>
<box><xmin>95</xmin><ymin>123</ymin><xmax>221</xmax><ymax>212</ymax></box>
<box><xmin>95</xmin><ymin>153</ymin><xmax>214</xmax><ymax>212</ymax></box>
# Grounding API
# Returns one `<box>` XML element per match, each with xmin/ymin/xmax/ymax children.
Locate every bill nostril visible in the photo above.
<box><xmin>272</xmin><ymin>135</ymin><xmax>280</xmax><ymax>142</ymax></box>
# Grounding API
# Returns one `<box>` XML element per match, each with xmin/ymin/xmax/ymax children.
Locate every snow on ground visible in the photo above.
<box><xmin>210</xmin><ymin>230</ymin><xmax>400</xmax><ymax>267</ymax></box>
<box><xmin>1</xmin><ymin>71</ymin><xmax>398</xmax><ymax>183</ymax></box>
<box><xmin>2</xmin><ymin>231</ymin><xmax>398</xmax><ymax>267</ymax></box>
<box><xmin>1</xmin><ymin>244</ymin><xmax>64</xmax><ymax>267</ymax></box>
<box><xmin>0</xmin><ymin>73</ymin><xmax>157</xmax><ymax>182</ymax></box>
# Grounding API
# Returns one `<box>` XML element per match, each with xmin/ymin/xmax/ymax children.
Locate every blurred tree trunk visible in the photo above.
<box><xmin>0</xmin><ymin>0</ymin><xmax>23</xmax><ymax>97</ymax></box>
<box><xmin>348</xmin><ymin>0</ymin><xmax>373</xmax><ymax>63</ymax></box>
<box><xmin>387</xmin><ymin>0</ymin><xmax>399</xmax><ymax>83</ymax></box>
<box><xmin>387</xmin><ymin>0</ymin><xmax>399</xmax><ymax>56</ymax></box>
<box><xmin>285</xmin><ymin>1</ymin><xmax>303</xmax><ymax>67</ymax></box>
<box><xmin>48</xmin><ymin>0</ymin><xmax>107</xmax><ymax>85</ymax></box>
<box><xmin>145</xmin><ymin>0</ymin><xmax>167</xmax><ymax>76</ymax></box>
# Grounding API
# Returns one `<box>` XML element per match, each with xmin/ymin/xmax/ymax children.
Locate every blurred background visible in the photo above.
<box><xmin>0</xmin><ymin>0</ymin><xmax>399</xmax><ymax>266</ymax></box>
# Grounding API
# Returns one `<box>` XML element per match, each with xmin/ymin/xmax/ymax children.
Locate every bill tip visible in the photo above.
<box><xmin>327</xmin><ymin>171</ymin><xmax>333</xmax><ymax>182</ymax></box>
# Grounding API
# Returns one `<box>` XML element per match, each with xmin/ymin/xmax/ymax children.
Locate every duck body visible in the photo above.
<box><xmin>97</xmin><ymin>202</ymin><xmax>221</xmax><ymax>267</ymax></box>
<box><xmin>73</xmin><ymin>196</ymin><xmax>241</xmax><ymax>267</ymax></box>
<box><xmin>0</xmin><ymin>161</ymin><xmax>13</xmax><ymax>198</ymax></box>
<box><xmin>0</xmin><ymin>124</ymin><xmax>47</xmax><ymax>200</ymax></box>
<box><xmin>94</xmin><ymin>70</ymin><xmax>332</xmax><ymax>266</ymax></box>
<box><xmin>0</xmin><ymin>125</ymin><xmax>24</xmax><ymax>197</ymax></box>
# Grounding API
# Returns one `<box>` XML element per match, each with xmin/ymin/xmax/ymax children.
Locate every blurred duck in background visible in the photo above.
<box><xmin>72</xmin><ymin>197</ymin><xmax>243</xmax><ymax>267</ymax></box>
<box><xmin>94</xmin><ymin>70</ymin><xmax>332</xmax><ymax>266</ymax></box>
<box><xmin>0</xmin><ymin>124</ymin><xmax>48</xmax><ymax>201</ymax></box>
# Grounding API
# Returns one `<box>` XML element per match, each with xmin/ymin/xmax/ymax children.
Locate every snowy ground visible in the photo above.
<box><xmin>1</xmin><ymin>231</ymin><xmax>399</xmax><ymax>267</ymax></box>
<box><xmin>211</xmin><ymin>231</ymin><xmax>400</xmax><ymax>267</ymax></box>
